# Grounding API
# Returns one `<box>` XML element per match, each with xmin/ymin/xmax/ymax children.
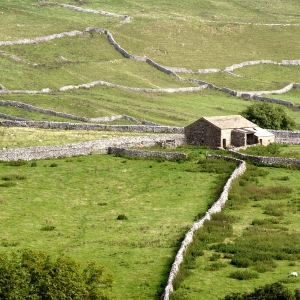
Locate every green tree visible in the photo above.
<box><xmin>241</xmin><ymin>102</ymin><xmax>295</xmax><ymax>130</ymax></box>
<box><xmin>0</xmin><ymin>249</ymin><xmax>114</xmax><ymax>299</ymax></box>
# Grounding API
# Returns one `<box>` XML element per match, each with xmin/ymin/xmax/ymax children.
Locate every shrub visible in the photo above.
<box><xmin>117</xmin><ymin>214</ymin><xmax>128</xmax><ymax>220</ymax></box>
<box><xmin>30</xmin><ymin>162</ymin><xmax>37</xmax><ymax>167</ymax></box>
<box><xmin>224</xmin><ymin>282</ymin><xmax>295</xmax><ymax>299</ymax></box>
<box><xmin>50</xmin><ymin>163</ymin><xmax>58</xmax><ymax>167</ymax></box>
<box><xmin>0</xmin><ymin>249</ymin><xmax>114</xmax><ymax>299</ymax></box>
<box><xmin>4</xmin><ymin>160</ymin><xmax>27</xmax><ymax>166</ymax></box>
<box><xmin>1</xmin><ymin>174</ymin><xmax>26</xmax><ymax>181</ymax></box>
<box><xmin>0</xmin><ymin>182</ymin><xmax>16</xmax><ymax>187</ymax></box>
<box><xmin>205</xmin><ymin>261</ymin><xmax>227</xmax><ymax>271</ymax></box>
<box><xmin>41</xmin><ymin>225</ymin><xmax>55</xmax><ymax>231</ymax></box>
<box><xmin>230</xmin><ymin>256</ymin><xmax>251</xmax><ymax>268</ymax></box>
<box><xmin>229</xmin><ymin>270</ymin><xmax>259</xmax><ymax>280</ymax></box>
<box><xmin>241</xmin><ymin>102</ymin><xmax>295</xmax><ymax>130</ymax></box>
<box><xmin>210</xmin><ymin>253</ymin><xmax>221</xmax><ymax>261</ymax></box>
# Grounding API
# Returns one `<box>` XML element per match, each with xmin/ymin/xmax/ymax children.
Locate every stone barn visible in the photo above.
<box><xmin>184</xmin><ymin>115</ymin><xmax>274</xmax><ymax>148</ymax></box>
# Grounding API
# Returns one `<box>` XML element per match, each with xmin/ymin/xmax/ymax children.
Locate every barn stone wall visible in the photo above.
<box><xmin>231</xmin><ymin>130</ymin><xmax>246</xmax><ymax>147</ymax></box>
<box><xmin>270</xmin><ymin>129</ymin><xmax>300</xmax><ymax>144</ymax></box>
<box><xmin>184</xmin><ymin>119</ymin><xmax>221</xmax><ymax>148</ymax></box>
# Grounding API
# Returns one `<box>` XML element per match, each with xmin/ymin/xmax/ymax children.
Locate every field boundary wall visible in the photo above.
<box><xmin>0</xmin><ymin>120</ymin><xmax>184</xmax><ymax>134</ymax></box>
<box><xmin>0</xmin><ymin>134</ymin><xmax>185</xmax><ymax>161</ymax></box>
<box><xmin>162</xmin><ymin>155</ymin><xmax>246</xmax><ymax>300</ymax></box>
<box><xmin>229</xmin><ymin>148</ymin><xmax>300</xmax><ymax>166</ymax></box>
<box><xmin>107</xmin><ymin>147</ymin><xmax>187</xmax><ymax>160</ymax></box>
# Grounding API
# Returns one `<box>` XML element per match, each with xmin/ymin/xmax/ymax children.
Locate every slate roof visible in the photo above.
<box><xmin>203</xmin><ymin>115</ymin><xmax>257</xmax><ymax>129</ymax></box>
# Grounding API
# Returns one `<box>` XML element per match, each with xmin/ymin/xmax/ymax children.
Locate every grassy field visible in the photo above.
<box><xmin>1</xmin><ymin>1</ymin><xmax>300</xmax><ymax>299</ymax></box>
<box><xmin>172</xmin><ymin>164</ymin><xmax>300</xmax><ymax>299</ymax></box>
<box><xmin>0</xmin><ymin>0</ymin><xmax>299</xmax><ymax>128</ymax></box>
<box><xmin>0</xmin><ymin>147</ymin><xmax>234</xmax><ymax>299</ymax></box>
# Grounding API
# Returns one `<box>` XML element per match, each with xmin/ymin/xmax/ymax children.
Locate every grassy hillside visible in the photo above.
<box><xmin>0</xmin><ymin>148</ymin><xmax>234</xmax><ymax>299</ymax></box>
<box><xmin>1</xmin><ymin>1</ymin><xmax>300</xmax><ymax>299</ymax></box>
<box><xmin>0</xmin><ymin>0</ymin><xmax>299</xmax><ymax>129</ymax></box>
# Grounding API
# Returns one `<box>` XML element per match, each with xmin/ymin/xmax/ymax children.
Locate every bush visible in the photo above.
<box><xmin>4</xmin><ymin>160</ymin><xmax>27</xmax><ymax>166</ymax></box>
<box><xmin>241</xmin><ymin>102</ymin><xmax>295</xmax><ymax>130</ymax></box>
<box><xmin>0</xmin><ymin>249</ymin><xmax>114</xmax><ymax>299</ymax></box>
<box><xmin>230</xmin><ymin>256</ymin><xmax>251</xmax><ymax>268</ymax></box>
<box><xmin>1</xmin><ymin>174</ymin><xmax>26</xmax><ymax>181</ymax></box>
<box><xmin>224</xmin><ymin>282</ymin><xmax>295</xmax><ymax>299</ymax></box>
<box><xmin>205</xmin><ymin>261</ymin><xmax>227</xmax><ymax>271</ymax></box>
<box><xmin>229</xmin><ymin>269</ymin><xmax>259</xmax><ymax>280</ymax></box>
<box><xmin>41</xmin><ymin>225</ymin><xmax>55</xmax><ymax>231</ymax></box>
<box><xmin>50</xmin><ymin>163</ymin><xmax>58</xmax><ymax>167</ymax></box>
<box><xmin>0</xmin><ymin>182</ymin><xmax>16</xmax><ymax>187</ymax></box>
<box><xmin>117</xmin><ymin>214</ymin><xmax>128</xmax><ymax>220</ymax></box>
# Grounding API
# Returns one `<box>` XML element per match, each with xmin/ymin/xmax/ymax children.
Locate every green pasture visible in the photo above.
<box><xmin>172</xmin><ymin>164</ymin><xmax>300</xmax><ymax>299</ymax></box>
<box><xmin>240</xmin><ymin>143</ymin><xmax>300</xmax><ymax>159</ymax></box>
<box><xmin>0</xmin><ymin>127</ymin><xmax>155</xmax><ymax>149</ymax></box>
<box><xmin>0</xmin><ymin>0</ymin><xmax>300</xmax><ymax>299</ymax></box>
<box><xmin>0</xmin><ymin>148</ymin><xmax>233</xmax><ymax>299</ymax></box>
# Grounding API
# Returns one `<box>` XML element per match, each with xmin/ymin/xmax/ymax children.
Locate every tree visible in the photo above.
<box><xmin>241</xmin><ymin>102</ymin><xmax>295</xmax><ymax>130</ymax></box>
<box><xmin>0</xmin><ymin>249</ymin><xmax>114</xmax><ymax>299</ymax></box>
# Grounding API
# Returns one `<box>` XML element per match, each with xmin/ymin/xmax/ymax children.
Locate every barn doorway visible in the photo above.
<box><xmin>223</xmin><ymin>139</ymin><xmax>226</xmax><ymax>148</ymax></box>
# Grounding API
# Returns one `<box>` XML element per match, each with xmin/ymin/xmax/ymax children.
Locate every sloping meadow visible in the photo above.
<box><xmin>0</xmin><ymin>147</ymin><xmax>236</xmax><ymax>299</ymax></box>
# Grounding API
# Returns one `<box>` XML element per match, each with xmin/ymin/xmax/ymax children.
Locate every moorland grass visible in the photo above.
<box><xmin>0</xmin><ymin>148</ymin><xmax>234</xmax><ymax>299</ymax></box>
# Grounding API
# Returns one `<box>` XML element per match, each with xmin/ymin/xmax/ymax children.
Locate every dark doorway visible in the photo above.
<box><xmin>223</xmin><ymin>139</ymin><xmax>226</xmax><ymax>148</ymax></box>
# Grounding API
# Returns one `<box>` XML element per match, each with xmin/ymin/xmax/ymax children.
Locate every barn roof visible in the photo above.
<box><xmin>203</xmin><ymin>115</ymin><xmax>257</xmax><ymax>129</ymax></box>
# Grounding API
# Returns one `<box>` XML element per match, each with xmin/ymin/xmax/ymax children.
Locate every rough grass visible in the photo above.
<box><xmin>241</xmin><ymin>143</ymin><xmax>300</xmax><ymax>159</ymax></box>
<box><xmin>0</xmin><ymin>149</ymin><xmax>234</xmax><ymax>299</ymax></box>
<box><xmin>0</xmin><ymin>0</ymin><xmax>300</xmax><ymax>129</ymax></box>
<box><xmin>0</xmin><ymin>127</ymin><xmax>155</xmax><ymax>149</ymax></box>
<box><xmin>172</xmin><ymin>164</ymin><xmax>300</xmax><ymax>299</ymax></box>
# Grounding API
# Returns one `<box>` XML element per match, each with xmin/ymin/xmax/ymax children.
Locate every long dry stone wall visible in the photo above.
<box><xmin>0</xmin><ymin>120</ymin><xmax>184</xmax><ymax>133</ymax></box>
<box><xmin>0</xmin><ymin>134</ymin><xmax>185</xmax><ymax>162</ymax></box>
<box><xmin>107</xmin><ymin>147</ymin><xmax>187</xmax><ymax>160</ymax></box>
<box><xmin>162</xmin><ymin>155</ymin><xmax>246</xmax><ymax>300</ymax></box>
<box><xmin>229</xmin><ymin>149</ymin><xmax>300</xmax><ymax>167</ymax></box>
<box><xmin>0</xmin><ymin>100</ymin><xmax>145</xmax><ymax>124</ymax></box>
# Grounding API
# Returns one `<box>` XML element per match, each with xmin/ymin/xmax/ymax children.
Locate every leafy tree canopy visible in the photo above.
<box><xmin>241</xmin><ymin>102</ymin><xmax>295</xmax><ymax>130</ymax></box>
<box><xmin>0</xmin><ymin>249</ymin><xmax>114</xmax><ymax>300</ymax></box>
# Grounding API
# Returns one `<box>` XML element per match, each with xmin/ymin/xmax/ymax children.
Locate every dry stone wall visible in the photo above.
<box><xmin>0</xmin><ymin>134</ymin><xmax>185</xmax><ymax>162</ymax></box>
<box><xmin>107</xmin><ymin>147</ymin><xmax>187</xmax><ymax>160</ymax></box>
<box><xmin>230</xmin><ymin>149</ymin><xmax>300</xmax><ymax>167</ymax></box>
<box><xmin>162</xmin><ymin>155</ymin><xmax>246</xmax><ymax>300</ymax></box>
<box><xmin>0</xmin><ymin>120</ymin><xmax>184</xmax><ymax>134</ymax></box>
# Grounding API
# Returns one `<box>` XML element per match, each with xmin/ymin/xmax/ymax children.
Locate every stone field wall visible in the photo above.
<box><xmin>162</xmin><ymin>155</ymin><xmax>246</xmax><ymax>300</ymax></box>
<box><xmin>230</xmin><ymin>149</ymin><xmax>300</xmax><ymax>167</ymax></box>
<box><xmin>0</xmin><ymin>134</ymin><xmax>186</xmax><ymax>161</ymax></box>
<box><xmin>0</xmin><ymin>120</ymin><xmax>184</xmax><ymax>134</ymax></box>
<box><xmin>107</xmin><ymin>147</ymin><xmax>187</xmax><ymax>160</ymax></box>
